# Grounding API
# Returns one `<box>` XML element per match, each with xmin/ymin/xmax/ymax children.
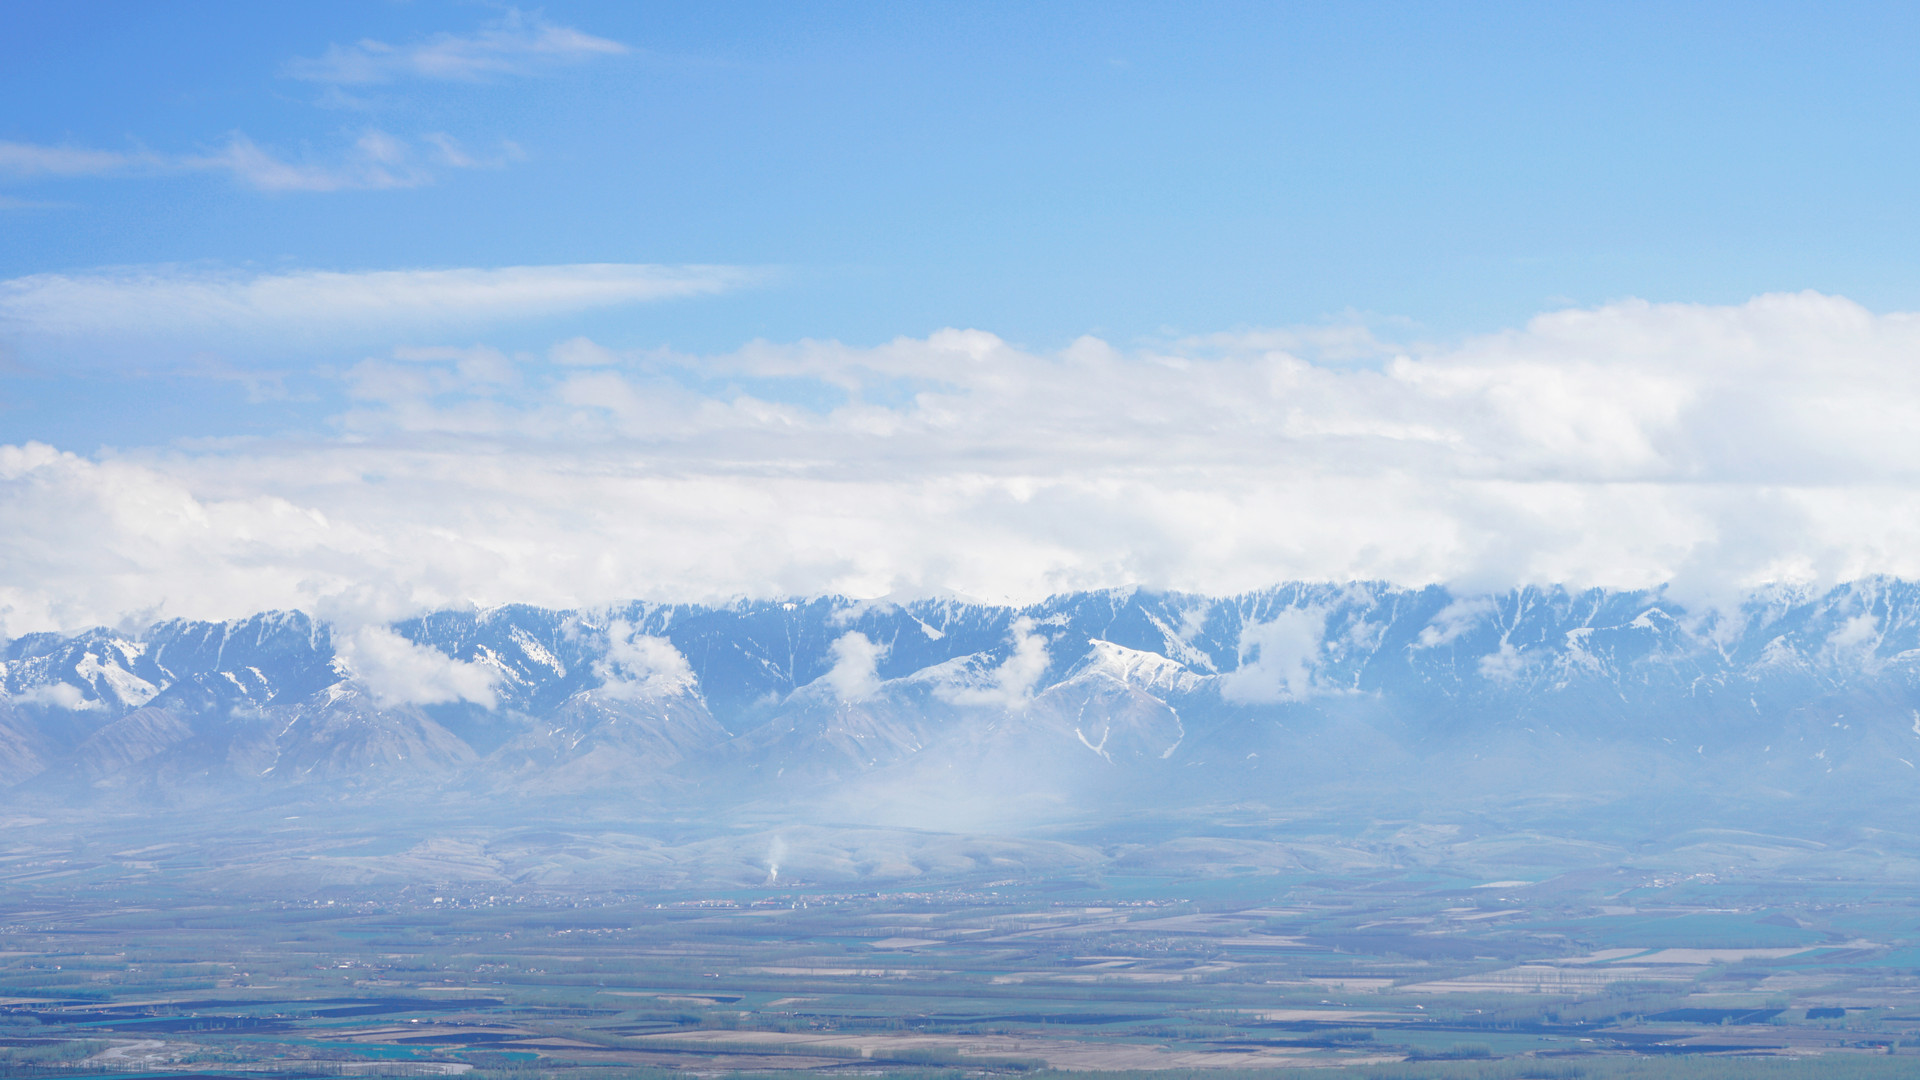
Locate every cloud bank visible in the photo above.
<box><xmin>5</xmin><ymin>292</ymin><xmax>1920</xmax><ymax>636</ymax></box>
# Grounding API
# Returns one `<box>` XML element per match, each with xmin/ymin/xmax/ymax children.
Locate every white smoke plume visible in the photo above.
<box><xmin>765</xmin><ymin>835</ymin><xmax>787</xmax><ymax>886</ymax></box>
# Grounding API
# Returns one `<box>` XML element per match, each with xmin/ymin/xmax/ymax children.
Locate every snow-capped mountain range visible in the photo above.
<box><xmin>6</xmin><ymin>581</ymin><xmax>1920</xmax><ymax>823</ymax></box>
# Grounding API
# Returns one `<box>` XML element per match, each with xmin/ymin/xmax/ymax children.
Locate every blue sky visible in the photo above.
<box><xmin>13</xmin><ymin>3</ymin><xmax>1920</xmax><ymax>350</ymax></box>
<box><xmin>7</xmin><ymin>2</ymin><xmax>1920</xmax><ymax>631</ymax></box>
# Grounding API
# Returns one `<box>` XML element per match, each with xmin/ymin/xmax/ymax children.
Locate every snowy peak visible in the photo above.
<box><xmin>1065</xmin><ymin>639</ymin><xmax>1206</xmax><ymax>697</ymax></box>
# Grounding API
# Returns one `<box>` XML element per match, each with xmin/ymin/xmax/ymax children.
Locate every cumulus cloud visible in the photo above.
<box><xmin>940</xmin><ymin>619</ymin><xmax>1051</xmax><ymax>707</ymax></box>
<box><xmin>594</xmin><ymin>622</ymin><xmax>696</xmax><ymax>700</ymax></box>
<box><xmin>15</xmin><ymin>293</ymin><xmax>1920</xmax><ymax>635</ymax></box>
<box><xmin>336</xmin><ymin>626</ymin><xmax>500</xmax><ymax>708</ymax></box>
<box><xmin>1220</xmin><ymin>609</ymin><xmax>1326</xmax><ymax>704</ymax></box>
<box><xmin>9</xmin><ymin>683</ymin><xmax>94</xmax><ymax>711</ymax></box>
<box><xmin>822</xmin><ymin>632</ymin><xmax>886</xmax><ymax>702</ymax></box>
<box><xmin>285</xmin><ymin>11</ymin><xmax>628</xmax><ymax>84</ymax></box>
<box><xmin>0</xmin><ymin>263</ymin><xmax>757</xmax><ymax>341</ymax></box>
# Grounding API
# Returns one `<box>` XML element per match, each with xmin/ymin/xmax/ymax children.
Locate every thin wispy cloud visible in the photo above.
<box><xmin>0</xmin><ymin>263</ymin><xmax>762</xmax><ymax>339</ymax></box>
<box><xmin>191</xmin><ymin>132</ymin><xmax>430</xmax><ymax>192</ymax></box>
<box><xmin>0</xmin><ymin>131</ymin><xmax>506</xmax><ymax>192</ymax></box>
<box><xmin>0</xmin><ymin>141</ymin><xmax>157</xmax><ymax>178</ymax></box>
<box><xmin>420</xmin><ymin>133</ymin><xmax>524</xmax><ymax>171</ymax></box>
<box><xmin>0</xmin><ymin>13</ymin><xmax>590</xmax><ymax>195</ymax></box>
<box><xmin>284</xmin><ymin>10</ymin><xmax>629</xmax><ymax>85</ymax></box>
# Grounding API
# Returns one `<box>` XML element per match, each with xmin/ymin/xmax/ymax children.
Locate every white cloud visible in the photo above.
<box><xmin>939</xmin><ymin>619</ymin><xmax>1050</xmax><ymax>707</ymax></box>
<box><xmin>0</xmin><ymin>130</ymin><xmax>516</xmax><ymax>194</ymax></box>
<box><xmin>1479</xmin><ymin>642</ymin><xmax>1530</xmax><ymax>684</ymax></box>
<box><xmin>1820</xmin><ymin>613</ymin><xmax>1882</xmax><ymax>670</ymax></box>
<box><xmin>549</xmin><ymin>336</ymin><xmax>621</xmax><ymax>366</ymax></box>
<box><xmin>335</xmin><ymin>626</ymin><xmax>500</xmax><ymax>708</ymax></box>
<box><xmin>0</xmin><ymin>263</ymin><xmax>757</xmax><ymax>340</ymax></box>
<box><xmin>17</xmin><ymin>294</ymin><xmax>1920</xmax><ymax>635</ymax></box>
<box><xmin>285</xmin><ymin>11</ymin><xmax>628</xmax><ymax>84</ymax></box>
<box><xmin>594</xmin><ymin>622</ymin><xmax>696</xmax><ymax>700</ymax></box>
<box><xmin>0</xmin><ymin>142</ymin><xmax>155</xmax><ymax>178</ymax></box>
<box><xmin>420</xmin><ymin>133</ymin><xmax>522</xmax><ymax>171</ymax></box>
<box><xmin>10</xmin><ymin>683</ymin><xmax>95</xmax><ymax>711</ymax></box>
<box><xmin>189</xmin><ymin>131</ymin><xmax>430</xmax><ymax>192</ymax></box>
<box><xmin>821</xmin><ymin>632</ymin><xmax>887</xmax><ymax>702</ymax></box>
<box><xmin>1415</xmin><ymin>598</ymin><xmax>1495</xmax><ymax>649</ymax></box>
<box><xmin>3</xmin><ymin>17</ymin><xmax>586</xmax><ymax>197</ymax></box>
<box><xmin>1220</xmin><ymin>609</ymin><xmax>1325</xmax><ymax>704</ymax></box>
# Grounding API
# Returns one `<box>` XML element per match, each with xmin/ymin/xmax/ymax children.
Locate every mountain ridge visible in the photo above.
<box><xmin>4</xmin><ymin>580</ymin><xmax>1920</xmax><ymax>826</ymax></box>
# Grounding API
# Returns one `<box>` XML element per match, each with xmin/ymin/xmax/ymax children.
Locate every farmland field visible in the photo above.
<box><xmin>6</xmin><ymin>817</ymin><xmax>1920</xmax><ymax>1079</ymax></box>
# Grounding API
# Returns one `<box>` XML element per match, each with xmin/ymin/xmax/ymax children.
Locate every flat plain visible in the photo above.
<box><xmin>6</xmin><ymin>814</ymin><xmax>1920</xmax><ymax>1080</ymax></box>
